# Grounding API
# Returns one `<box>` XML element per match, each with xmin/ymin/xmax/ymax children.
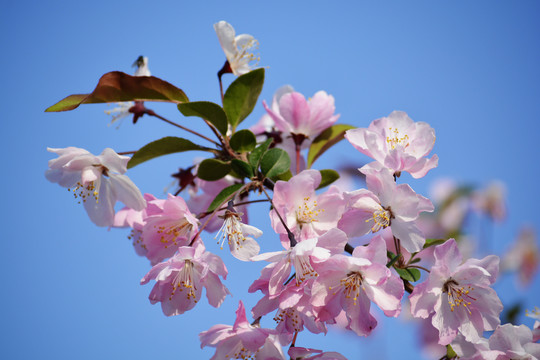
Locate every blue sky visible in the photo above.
<box><xmin>2</xmin><ymin>1</ymin><xmax>539</xmax><ymax>359</ymax></box>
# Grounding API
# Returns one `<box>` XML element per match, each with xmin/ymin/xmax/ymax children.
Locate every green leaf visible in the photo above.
<box><xmin>316</xmin><ymin>169</ymin><xmax>340</xmax><ymax>190</ymax></box>
<box><xmin>223</xmin><ymin>68</ymin><xmax>265</xmax><ymax>130</ymax></box>
<box><xmin>395</xmin><ymin>267</ymin><xmax>421</xmax><ymax>282</ymax></box>
<box><xmin>273</xmin><ymin>170</ymin><xmax>292</xmax><ymax>182</ymax></box>
<box><xmin>423</xmin><ymin>238</ymin><xmax>446</xmax><ymax>249</ymax></box>
<box><xmin>230</xmin><ymin>159</ymin><xmax>254</xmax><ymax>179</ymax></box>
<box><xmin>128</xmin><ymin>136</ymin><xmax>211</xmax><ymax>169</ymax></box>
<box><xmin>446</xmin><ymin>345</ymin><xmax>457</xmax><ymax>359</ymax></box>
<box><xmin>207</xmin><ymin>183</ymin><xmax>243</xmax><ymax>212</ymax></box>
<box><xmin>248</xmin><ymin>138</ymin><xmax>273</xmax><ymax>169</ymax></box>
<box><xmin>46</xmin><ymin>71</ymin><xmax>189</xmax><ymax>112</ymax></box>
<box><xmin>386</xmin><ymin>254</ymin><xmax>400</xmax><ymax>268</ymax></box>
<box><xmin>307</xmin><ymin>124</ymin><xmax>356</xmax><ymax>168</ymax></box>
<box><xmin>177</xmin><ymin>101</ymin><xmax>228</xmax><ymax>136</ymax></box>
<box><xmin>197</xmin><ymin>159</ymin><xmax>231</xmax><ymax>181</ymax></box>
<box><xmin>230</xmin><ymin>129</ymin><xmax>257</xmax><ymax>153</ymax></box>
<box><xmin>260</xmin><ymin>148</ymin><xmax>291</xmax><ymax>178</ymax></box>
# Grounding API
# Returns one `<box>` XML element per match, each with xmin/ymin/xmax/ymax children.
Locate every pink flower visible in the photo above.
<box><xmin>141</xmin><ymin>194</ymin><xmax>199</xmax><ymax>265</ymax></box>
<box><xmin>113</xmin><ymin>193</ymin><xmax>164</xmax><ymax>257</ymax></box>
<box><xmin>338</xmin><ymin>167</ymin><xmax>433</xmax><ymax>252</ymax></box>
<box><xmin>251</xmin><ymin>228</ymin><xmax>348</xmax><ymax>297</ymax></box>
<box><xmin>45</xmin><ymin>147</ymin><xmax>145</xmax><ymax>227</ymax></box>
<box><xmin>199</xmin><ymin>301</ymin><xmax>283</xmax><ymax>360</ymax></box>
<box><xmin>472</xmin><ymin>181</ymin><xmax>506</xmax><ymax>222</ymax></box>
<box><xmin>501</xmin><ymin>227</ymin><xmax>539</xmax><ymax>286</ymax></box>
<box><xmin>311</xmin><ymin>235</ymin><xmax>404</xmax><ymax>336</ymax></box>
<box><xmin>288</xmin><ymin>347</ymin><xmax>347</xmax><ymax>360</ymax></box>
<box><xmin>526</xmin><ymin>307</ymin><xmax>540</xmax><ymax>342</ymax></box>
<box><xmin>486</xmin><ymin>324</ymin><xmax>540</xmax><ymax>360</ymax></box>
<box><xmin>409</xmin><ymin>239</ymin><xmax>502</xmax><ymax>345</ymax></box>
<box><xmin>271</xmin><ymin>170</ymin><xmax>346</xmax><ymax>243</ymax></box>
<box><xmin>263</xmin><ymin>90</ymin><xmax>339</xmax><ymax>142</ymax></box>
<box><xmin>345</xmin><ymin>111</ymin><xmax>438</xmax><ymax>178</ymax></box>
<box><xmin>187</xmin><ymin>176</ymin><xmax>247</xmax><ymax>233</ymax></box>
<box><xmin>140</xmin><ymin>241</ymin><xmax>229</xmax><ymax>316</ymax></box>
<box><xmin>453</xmin><ymin>324</ymin><xmax>540</xmax><ymax>360</ymax></box>
<box><xmin>251</xmin><ymin>277</ymin><xmax>327</xmax><ymax>343</ymax></box>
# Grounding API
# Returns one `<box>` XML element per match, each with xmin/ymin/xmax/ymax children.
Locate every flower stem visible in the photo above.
<box><xmin>198</xmin><ymin>199</ymin><xmax>270</xmax><ymax>219</ymax></box>
<box><xmin>190</xmin><ymin>186</ymin><xmax>245</xmax><ymax>246</ymax></box>
<box><xmin>146</xmin><ymin>110</ymin><xmax>221</xmax><ymax>147</ymax></box>
<box><xmin>407</xmin><ymin>264</ymin><xmax>431</xmax><ymax>273</ymax></box>
<box><xmin>260</xmin><ymin>185</ymin><xmax>297</xmax><ymax>247</ymax></box>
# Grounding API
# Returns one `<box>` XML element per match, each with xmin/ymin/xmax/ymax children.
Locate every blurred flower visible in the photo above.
<box><xmin>214</xmin><ymin>21</ymin><xmax>259</xmax><ymax>76</ymax></box>
<box><xmin>345</xmin><ymin>111</ymin><xmax>438</xmax><ymax>178</ymax></box>
<box><xmin>473</xmin><ymin>181</ymin><xmax>506</xmax><ymax>222</ymax></box>
<box><xmin>132</xmin><ymin>55</ymin><xmax>150</xmax><ymax>76</ymax></box>
<box><xmin>501</xmin><ymin>226</ymin><xmax>539</xmax><ymax>285</ymax></box>
<box><xmin>45</xmin><ymin>147</ymin><xmax>145</xmax><ymax>227</ymax></box>
<box><xmin>105</xmin><ymin>55</ymin><xmax>151</xmax><ymax>126</ymax></box>
<box><xmin>288</xmin><ymin>347</ymin><xmax>347</xmax><ymax>360</ymax></box>
<box><xmin>486</xmin><ymin>324</ymin><xmax>540</xmax><ymax>359</ymax></box>
<box><xmin>526</xmin><ymin>307</ymin><xmax>540</xmax><ymax>342</ymax></box>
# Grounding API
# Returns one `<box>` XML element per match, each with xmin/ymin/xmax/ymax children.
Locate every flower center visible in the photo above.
<box><xmin>215</xmin><ymin>211</ymin><xmax>245</xmax><ymax>250</ymax></box>
<box><xmin>68</xmin><ymin>181</ymin><xmax>99</xmax><ymax>204</ymax></box>
<box><xmin>156</xmin><ymin>220</ymin><xmax>193</xmax><ymax>249</ymax></box>
<box><xmin>293</xmin><ymin>254</ymin><xmax>318</xmax><ymax>285</ymax></box>
<box><xmin>296</xmin><ymin>196</ymin><xmax>324</xmax><ymax>226</ymax></box>
<box><xmin>274</xmin><ymin>308</ymin><xmax>302</xmax><ymax>332</ymax></box>
<box><xmin>170</xmin><ymin>260</ymin><xmax>197</xmax><ymax>302</ymax></box>
<box><xmin>338</xmin><ymin>271</ymin><xmax>364</xmax><ymax>306</ymax></box>
<box><xmin>229</xmin><ymin>342</ymin><xmax>258</xmax><ymax>360</ymax></box>
<box><xmin>442</xmin><ymin>278</ymin><xmax>476</xmax><ymax>313</ymax></box>
<box><xmin>366</xmin><ymin>206</ymin><xmax>392</xmax><ymax>233</ymax></box>
<box><xmin>386</xmin><ymin>127</ymin><xmax>410</xmax><ymax>150</ymax></box>
<box><xmin>234</xmin><ymin>38</ymin><xmax>260</xmax><ymax>67</ymax></box>
<box><xmin>128</xmin><ymin>229</ymin><xmax>147</xmax><ymax>252</ymax></box>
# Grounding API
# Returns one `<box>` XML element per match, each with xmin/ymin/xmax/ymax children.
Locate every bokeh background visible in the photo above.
<box><xmin>2</xmin><ymin>1</ymin><xmax>539</xmax><ymax>359</ymax></box>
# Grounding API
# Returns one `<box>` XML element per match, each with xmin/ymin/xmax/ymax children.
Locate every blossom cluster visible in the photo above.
<box><xmin>45</xmin><ymin>21</ymin><xmax>539</xmax><ymax>360</ymax></box>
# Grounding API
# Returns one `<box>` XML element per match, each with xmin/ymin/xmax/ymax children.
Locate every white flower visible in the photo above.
<box><xmin>133</xmin><ymin>55</ymin><xmax>151</xmax><ymax>76</ymax></box>
<box><xmin>45</xmin><ymin>147</ymin><xmax>146</xmax><ymax>227</ymax></box>
<box><xmin>105</xmin><ymin>101</ymin><xmax>134</xmax><ymax>128</ymax></box>
<box><xmin>214</xmin><ymin>21</ymin><xmax>259</xmax><ymax>76</ymax></box>
<box><xmin>104</xmin><ymin>56</ymin><xmax>151</xmax><ymax>126</ymax></box>
<box><xmin>215</xmin><ymin>210</ymin><xmax>262</xmax><ymax>261</ymax></box>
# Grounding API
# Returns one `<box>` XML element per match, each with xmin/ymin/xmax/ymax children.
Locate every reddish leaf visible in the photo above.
<box><xmin>45</xmin><ymin>71</ymin><xmax>189</xmax><ymax>112</ymax></box>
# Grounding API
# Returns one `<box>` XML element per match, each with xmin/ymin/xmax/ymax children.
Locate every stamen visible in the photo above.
<box><xmin>170</xmin><ymin>260</ymin><xmax>197</xmax><ymax>302</ymax></box>
<box><xmin>155</xmin><ymin>220</ymin><xmax>193</xmax><ymax>249</ymax></box>
<box><xmin>442</xmin><ymin>278</ymin><xmax>476</xmax><ymax>313</ymax></box>
<box><xmin>68</xmin><ymin>181</ymin><xmax>99</xmax><ymax>204</ymax></box>
<box><xmin>386</xmin><ymin>127</ymin><xmax>410</xmax><ymax>150</ymax></box>
<box><xmin>296</xmin><ymin>196</ymin><xmax>325</xmax><ymax>226</ymax></box>
<box><xmin>215</xmin><ymin>211</ymin><xmax>246</xmax><ymax>251</ymax></box>
<box><xmin>273</xmin><ymin>308</ymin><xmax>302</xmax><ymax>332</ymax></box>
<box><xmin>293</xmin><ymin>255</ymin><xmax>318</xmax><ymax>285</ymax></box>
<box><xmin>365</xmin><ymin>206</ymin><xmax>392</xmax><ymax>233</ymax></box>
<box><xmin>339</xmin><ymin>272</ymin><xmax>364</xmax><ymax>306</ymax></box>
